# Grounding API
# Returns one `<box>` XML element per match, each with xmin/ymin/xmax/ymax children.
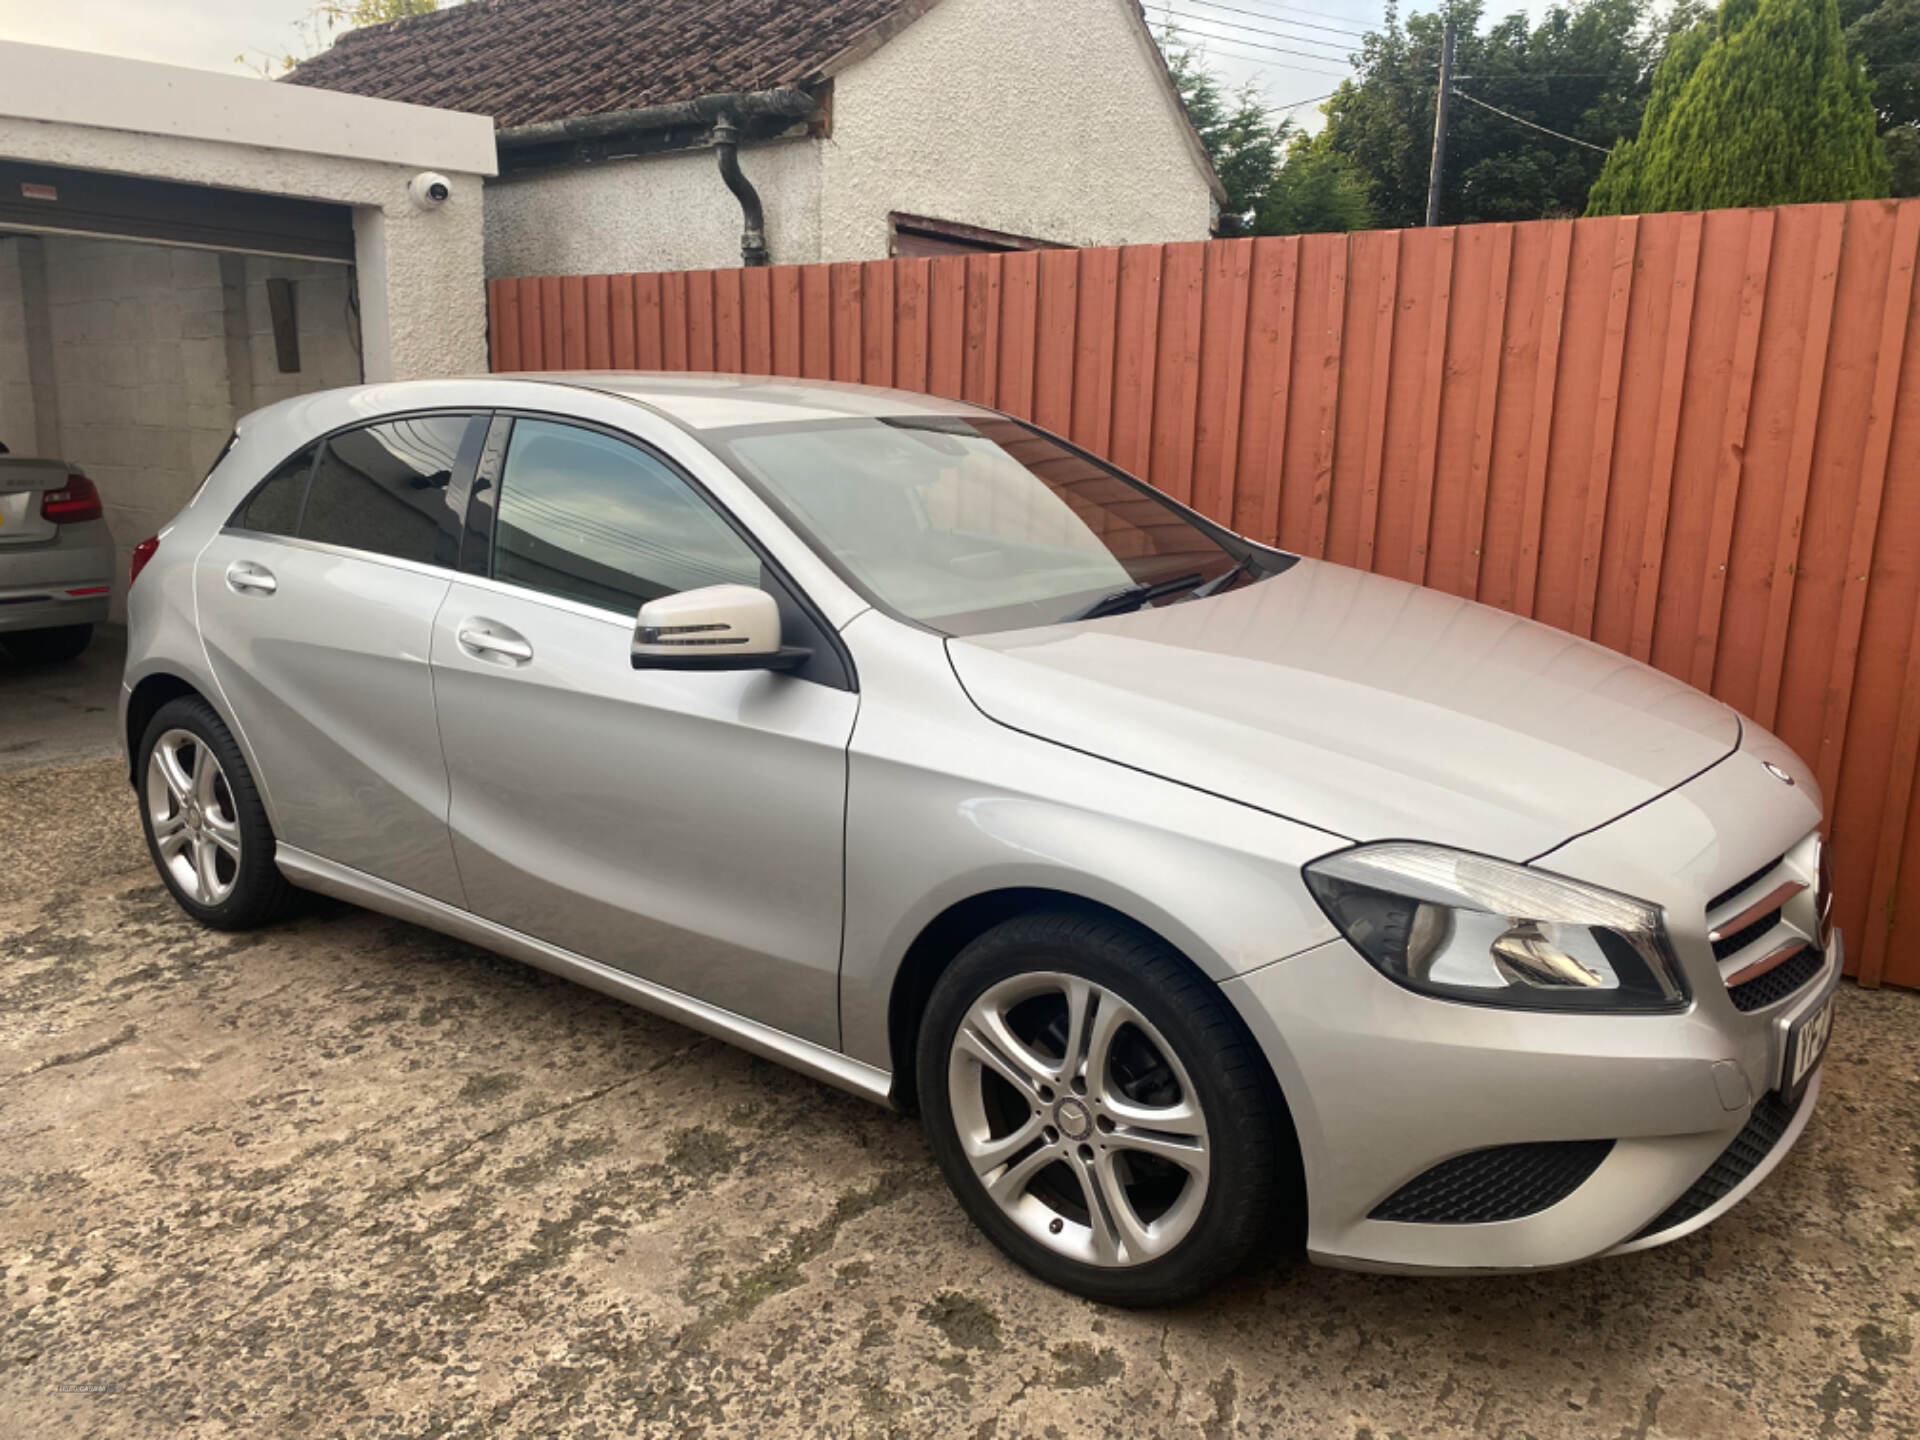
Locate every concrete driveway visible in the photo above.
<box><xmin>1</xmin><ymin>719</ymin><xmax>1917</xmax><ymax>1435</ymax></box>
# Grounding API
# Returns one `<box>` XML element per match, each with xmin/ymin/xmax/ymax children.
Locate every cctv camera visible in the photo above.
<box><xmin>408</xmin><ymin>172</ymin><xmax>453</xmax><ymax>210</ymax></box>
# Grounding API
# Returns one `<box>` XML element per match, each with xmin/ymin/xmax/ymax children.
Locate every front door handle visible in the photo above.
<box><xmin>456</xmin><ymin>620</ymin><xmax>534</xmax><ymax>664</ymax></box>
<box><xmin>226</xmin><ymin>561</ymin><xmax>277</xmax><ymax>595</ymax></box>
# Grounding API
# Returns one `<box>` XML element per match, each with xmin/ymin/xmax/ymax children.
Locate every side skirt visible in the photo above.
<box><xmin>276</xmin><ymin>844</ymin><xmax>895</xmax><ymax>1108</ymax></box>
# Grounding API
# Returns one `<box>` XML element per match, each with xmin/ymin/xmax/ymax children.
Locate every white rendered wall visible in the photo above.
<box><xmin>485</xmin><ymin>139</ymin><xmax>823</xmax><ymax>277</ymax></box>
<box><xmin>0</xmin><ymin>43</ymin><xmax>496</xmax><ymax>381</ymax></box>
<box><xmin>820</xmin><ymin>0</ymin><xmax>1215</xmax><ymax>257</ymax></box>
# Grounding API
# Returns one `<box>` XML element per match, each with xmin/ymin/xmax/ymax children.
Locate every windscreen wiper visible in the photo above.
<box><xmin>1063</xmin><ymin>572</ymin><xmax>1205</xmax><ymax>622</ymax></box>
<box><xmin>1182</xmin><ymin>552</ymin><xmax>1257</xmax><ymax>603</ymax></box>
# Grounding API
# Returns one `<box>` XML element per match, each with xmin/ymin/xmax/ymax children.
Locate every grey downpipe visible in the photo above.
<box><xmin>710</xmin><ymin>111</ymin><xmax>770</xmax><ymax>267</ymax></box>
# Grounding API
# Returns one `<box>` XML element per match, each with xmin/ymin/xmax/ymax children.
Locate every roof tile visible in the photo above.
<box><xmin>284</xmin><ymin>0</ymin><xmax>928</xmax><ymax>129</ymax></box>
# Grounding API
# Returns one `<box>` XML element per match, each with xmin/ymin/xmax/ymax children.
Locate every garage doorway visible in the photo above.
<box><xmin>0</xmin><ymin>164</ymin><xmax>364</xmax><ymax>619</ymax></box>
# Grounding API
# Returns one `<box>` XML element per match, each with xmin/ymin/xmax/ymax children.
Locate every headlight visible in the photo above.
<box><xmin>1303</xmin><ymin>842</ymin><xmax>1689</xmax><ymax>1012</ymax></box>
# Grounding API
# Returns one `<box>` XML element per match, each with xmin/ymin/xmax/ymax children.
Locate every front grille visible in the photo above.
<box><xmin>1633</xmin><ymin>1090</ymin><xmax>1802</xmax><ymax>1240</ymax></box>
<box><xmin>1728</xmin><ymin>946</ymin><xmax>1823</xmax><ymax>1012</ymax></box>
<box><xmin>1370</xmin><ymin>1139</ymin><xmax>1615</xmax><ymax>1224</ymax></box>
<box><xmin>1709</xmin><ymin>857</ymin><xmax>1784</xmax><ymax>913</ymax></box>
<box><xmin>1711</xmin><ymin>908</ymin><xmax>1784</xmax><ymax>962</ymax></box>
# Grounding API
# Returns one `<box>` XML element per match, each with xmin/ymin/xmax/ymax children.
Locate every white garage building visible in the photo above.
<box><xmin>0</xmin><ymin>42</ymin><xmax>495</xmax><ymax>617</ymax></box>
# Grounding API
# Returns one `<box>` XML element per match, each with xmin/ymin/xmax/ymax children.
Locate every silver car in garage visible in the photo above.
<box><xmin>121</xmin><ymin>375</ymin><xmax>1841</xmax><ymax>1304</ymax></box>
<box><xmin>0</xmin><ymin>452</ymin><xmax>113</xmax><ymax>662</ymax></box>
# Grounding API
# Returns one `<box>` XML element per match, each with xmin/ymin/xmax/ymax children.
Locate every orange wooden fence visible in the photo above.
<box><xmin>488</xmin><ymin>199</ymin><xmax>1920</xmax><ymax>989</ymax></box>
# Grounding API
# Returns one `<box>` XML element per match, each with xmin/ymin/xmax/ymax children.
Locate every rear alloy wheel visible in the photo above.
<box><xmin>919</xmin><ymin>912</ymin><xmax>1285</xmax><ymax>1305</ymax></box>
<box><xmin>3</xmin><ymin>624</ymin><xmax>92</xmax><ymax>664</ymax></box>
<box><xmin>138</xmin><ymin>697</ymin><xmax>295</xmax><ymax>929</ymax></box>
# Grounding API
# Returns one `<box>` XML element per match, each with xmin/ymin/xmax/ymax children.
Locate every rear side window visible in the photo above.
<box><xmin>234</xmin><ymin>444</ymin><xmax>316</xmax><ymax>536</ymax></box>
<box><xmin>492</xmin><ymin>419</ymin><xmax>760</xmax><ymax>613</ymax></box>
<box><xmin>301</xmin><ymin>416</ymin><xmax>478</xmax><ymax>568</ymax></box>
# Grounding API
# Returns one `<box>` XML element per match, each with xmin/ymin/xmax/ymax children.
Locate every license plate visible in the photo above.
<box><xmin>1783</xmin><ymin>991</ymin><xmax>1835</xmax><ymax>1103</ymax></box>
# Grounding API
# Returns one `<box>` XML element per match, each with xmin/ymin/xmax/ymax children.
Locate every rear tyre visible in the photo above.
<box><xmin>3</xmin><ymin>624</ymin><xmax>92</xmax><ymax>664</ymax></box>
<box><xmin>917</xmin><ymin>910</ymin><xmax>1286</xmax><ymax>1306</ymax></box>
<box><xmin>137</xmin><ymin>695</ymin><xmax>295</xmax><ymax>930</ymax></box>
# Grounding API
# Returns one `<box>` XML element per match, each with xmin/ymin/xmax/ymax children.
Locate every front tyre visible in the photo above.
<box><xmin>138</xmin><ymin>696</ymin><xmax>294</xmax><ymax>930</ymax></box>
<box><xmin>917</xmin><ymin>911</ymin><xmax>1285</xmax><ymax>1305</ymax></box>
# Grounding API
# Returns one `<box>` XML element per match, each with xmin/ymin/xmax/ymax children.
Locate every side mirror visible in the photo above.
<box><xmin>630</xmin><ymin>584</ymin><xmax>811</xmax><ymax>672</ymax></box>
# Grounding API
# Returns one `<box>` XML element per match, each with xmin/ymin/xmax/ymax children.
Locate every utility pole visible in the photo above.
<box><xmin>1425</xmin><ymin>23</ymin><xmax>1457</xmax><ymax>228</ymax></box>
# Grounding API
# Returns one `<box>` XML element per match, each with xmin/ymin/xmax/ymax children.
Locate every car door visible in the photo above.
<box><xmin>429</xmin><ymin>414</ymin><xmax>856</xmax><ymax>1047</ymax></box>
<box><xmin>195</xmin><ymin>413</ymin><xmax>486</xmax><ymax>907</ymax></box>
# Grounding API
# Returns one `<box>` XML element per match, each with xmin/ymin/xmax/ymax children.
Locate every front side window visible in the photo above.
<box><xmin>491</xmin><ymin>419</ymin><xmax>760</xmax><ymax>614</ymax></box>
<box><xmin>713</xmin><ymin>415</ymin><xmax>1243</xmax><ymax>635</ymax></box>
<box><xmin>301</xmin><ymin>415</ymin><xmax>477</xmax><ymax>568</ymax></box>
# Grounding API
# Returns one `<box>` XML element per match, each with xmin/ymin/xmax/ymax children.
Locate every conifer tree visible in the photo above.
<box><xmin>1588</xmin><ymin>0</ymin><xmax>1887</xmax><ymax>212</ymax></box>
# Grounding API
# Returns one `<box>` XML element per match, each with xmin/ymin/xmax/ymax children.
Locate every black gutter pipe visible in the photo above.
<box><xmin>709</xmin><ymin>111</ymin><xmax>769</xmax><ymax>267</ymax></box>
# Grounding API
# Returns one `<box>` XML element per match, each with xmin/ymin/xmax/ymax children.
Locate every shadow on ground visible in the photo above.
<box><xmin>2</xmin><ymin>756</ymin><xmax>1916</xmax><ymax>1438</ymax></box>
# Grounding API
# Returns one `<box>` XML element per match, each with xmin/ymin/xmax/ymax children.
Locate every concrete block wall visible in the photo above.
<box><xmin>0</xmin><ymin>238</ymin><xmax>37</xmax><ymax>454</ymax></box>
<box><xmin>27</xmin><ymin>235</ymin><xmax>361</xmax><ymax>620</ymax></box>
<box><xmin>244</xmin><ymin>256</ymin><xmax>363</xmax><ymax>410</ymax></box>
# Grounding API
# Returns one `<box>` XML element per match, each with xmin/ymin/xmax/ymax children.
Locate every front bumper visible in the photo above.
<box><xmin>1222</xmin><ymin>928</ymin><xmax>1839</xmax><ymax>1274</ymax></box>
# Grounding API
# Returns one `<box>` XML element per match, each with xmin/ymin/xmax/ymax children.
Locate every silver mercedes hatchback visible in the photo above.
<box><xmin>122</xmin><ymin>375</ymin><xmax>1840</xmax><ymax>1304</ymax></box>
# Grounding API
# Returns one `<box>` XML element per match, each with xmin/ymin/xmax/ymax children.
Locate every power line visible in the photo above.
<box><xmin>1163</xmin><ymin>7</ymin><xmax>1359</xmax><ymax>57</ymax></box>
<box><xmin>1159</xmin><ymin>3</ymin><xmax>1359</xmax><ymax>51</ymax></box>
<box><xmin>1452</xmin><ymin>89</ymin><xmax>1614</xmax><ymax>153</ymax></box>
<box><xmin>1182</xmin><ymin>0</ymin><xmax>1376</xmax><ymax>40</ymax></box>
<box><xmin>1156</xmin><ymin>26</ymin><xmax>1359</xmax><ymax>69</ymax></box>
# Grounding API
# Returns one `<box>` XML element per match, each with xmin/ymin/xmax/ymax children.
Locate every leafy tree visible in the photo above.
<box><xmin>1258</xmin><ymin>138</ymin><xmax>1377</xmax><ymax>233</ymax></box>
<box><xmin>1314</xmin><ymin>0</ymin><xmax>1685</xmax><ymax>228</ymax></box>
<box><xmin>1587</xmin><ymin>0</ymin><xmax>1888</xmax><ymax>212</ymax></box>
<box><xmin>1164</xmin><ymin>37</ymin><xmax>1294</xmax><ymax>235</ymax></box>
<box><xmin>1841</xmin><ymin>0</ymin><xmax>1920</xmax><ymax>191</ymax></box>
<box><xmin>247</xmin><ymin>0</ymin><xmax>443</xmax><ymax>75</ymax></box>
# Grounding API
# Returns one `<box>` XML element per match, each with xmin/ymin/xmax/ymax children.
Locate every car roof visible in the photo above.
<box><xmin>511</xmin><ymin>371</ymin><xmax>997</xmax><ymax>431</ymax></box>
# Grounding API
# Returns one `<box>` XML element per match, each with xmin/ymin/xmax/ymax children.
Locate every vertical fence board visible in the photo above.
<box><xmin>1755</xmin><ymin>207</ymin><xmax>1845</xmax><ymax>729</ymax></box>
<box><xmin>1355</xmin><ymin>231</ymin><xmax>1401</xmax><ymax>574</ymax></box>
<box><xmin>1071</xmin><ymin>247</ymin><xmax>1120</xmax><ymax>456</ymax></box>
<box><xmin>1408</xmin><ymin>228</ymin><xmax>1455</xmax><ymax>585</ymax></box>
<box><xmin>609</xmin><ymin>274</ymin><xmax>636</xmax><ymax>368</ymax></box>
<box><xmin>1820</xmin><ymin>203</ymin><xmax>1920</xmax><ymax>800</ymax></box>
<box><xmin>1461</xmin><ymin>224</ymin><xmax>1512</xmax><ymax>601</ymax></box>
<box><xmin>1515</xmin><ymin>221</ymin><xmax>1573</xmax><ymax>617</ymax></box>
<box><xmin>861</xmin><ymin>260</ymin><xmax>894</xmax><ymax>386</ymax></box>
<box><xmin>489</xmin><ymin>200</ymin><xmax>1920</xmax><ymax>986</ymax></box>
<box><xmin>713</xmin><ymin>268</ymin><xmax>743</xmax><ymax>373</ymax></box>
<box><xmin>1630</xmin><ymin>212</ymin><xmax>1704</xmax><ymax>663</ymax></box>
<box><xmin>490</xmin><ymin>278</ymin><xmax>519</xmax><ymax>371</ymax></box>
<box><xmin>1573</xmin><ymin>217</ymin><xmax>1637</xmax><ymax>638</ymax></box>
<box><xmin>998</xmin><ymin>250</ymin><xmax>1040</xmax><ymax>418</ymax></box>
<box><xmin>1692</xmin><ymin>212</ymin><xmax>1775</xmax><ymax>691</ymax></box>
<box><xmin>583</xmin><ymin>274</ymin><xmax>610</xmax><ymax>369</ymax></box>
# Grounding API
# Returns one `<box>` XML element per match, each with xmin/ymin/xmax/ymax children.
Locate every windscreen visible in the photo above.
<box><xmin>714</xmin><ymin>415</ymin><xmax>1241</xmax><ymax>636</ymax></box>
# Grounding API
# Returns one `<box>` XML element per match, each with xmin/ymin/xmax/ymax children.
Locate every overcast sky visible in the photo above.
<box><xmin>0</xmin><ymin>0</ymin><xmax>1551</xmax><ymax>121</ymax></box>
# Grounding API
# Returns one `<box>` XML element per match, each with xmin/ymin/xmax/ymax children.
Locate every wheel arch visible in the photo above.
<box><xmin>885</xmin><ymin>886</ymin><xmax>1301</xmax><ymax>1196</ymax></box>
<box><xmin>124</xmin><ymin>670</ymin><xmax>205</xmax><ymax>785</ymax></box>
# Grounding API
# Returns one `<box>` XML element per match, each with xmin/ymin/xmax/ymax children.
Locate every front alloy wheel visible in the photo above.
<box><xmin>949</xmin><ymin>972</ymin><xmax>1211</xmax><ymax>1267</ymax></box>
<box><xmin>919</xmin><ymin>911</ymin><xmax>1290</xmax><ymax>1305</ymax></box>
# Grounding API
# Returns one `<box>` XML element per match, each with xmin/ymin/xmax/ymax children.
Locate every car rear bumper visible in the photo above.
<box><xmin>1222</xmin><ymin>929</ymin><xmax>1839</xmax><ymax>1274</ymax></box>
<box><xmin>0</xmin><ymin>521</ymin><xmax>114</xmax><ymax>632</ymax></box>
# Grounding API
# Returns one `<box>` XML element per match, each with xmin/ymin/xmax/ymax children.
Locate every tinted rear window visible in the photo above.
<box><xmin>301</xmin><ymin>416</ymin><xmax>475</xmax><ymax>568</ymax></box>
<box><xmin>234</xmin><ymin>445</ymin><xmax>315</xmax><ymax>536</ymax></box>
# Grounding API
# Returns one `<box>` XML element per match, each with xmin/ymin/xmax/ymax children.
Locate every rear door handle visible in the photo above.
<box><xmin>226</xmin><ymin>561</ymin><xmax>277</xmax><ymax>595</ymax></box>
<box><xmin>456</xmin><ymin>620</ymin><xmax>534</xmax><ymax>664</ymax></box>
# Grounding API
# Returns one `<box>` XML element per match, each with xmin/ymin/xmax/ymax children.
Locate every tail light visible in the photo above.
<box><xmin>42</xmin><ymin>474</ymin><xmax>103</xmax><ymax>524</ymax></box>
<box><xmin>129</xmin><ymin>535</ymin><xmax>160</xmax><ymax>587</ymax></box>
